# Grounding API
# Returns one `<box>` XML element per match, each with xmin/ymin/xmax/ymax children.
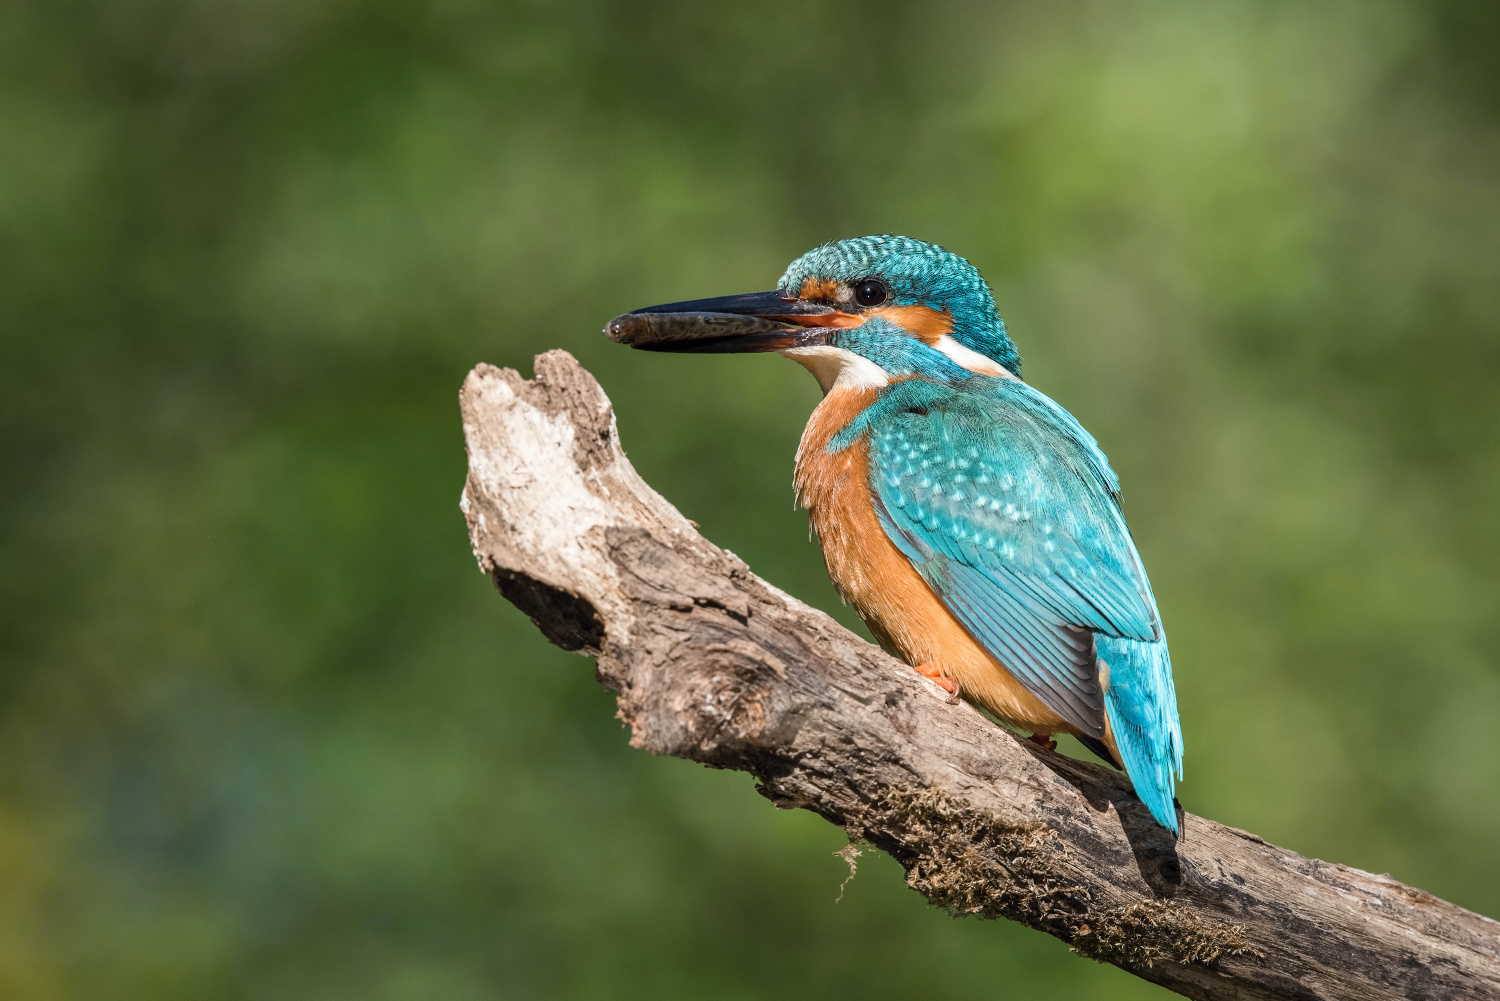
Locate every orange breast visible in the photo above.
<box><xmin>793</xmin><ymin>389</ymin><xmax>1072</xmax><ymax>733</ymax></box>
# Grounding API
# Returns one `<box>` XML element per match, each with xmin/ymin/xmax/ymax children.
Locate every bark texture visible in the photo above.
<box><xmin>459</xmin><ymin>351</ymin><xmax>1500</xmax><ymax>1001</ymax></box>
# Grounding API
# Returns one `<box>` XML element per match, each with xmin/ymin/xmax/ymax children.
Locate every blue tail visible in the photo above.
<box><xmin>1096</xmin><ymin>635</ymin><xmax>1183</xmax><ymax>834</ymax></box>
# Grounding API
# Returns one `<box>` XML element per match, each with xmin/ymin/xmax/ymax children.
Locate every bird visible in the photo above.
<box><xmin>604</xmin><ymin>235</ymin><xmax>1183</xmax><ymax>833</ymax></box>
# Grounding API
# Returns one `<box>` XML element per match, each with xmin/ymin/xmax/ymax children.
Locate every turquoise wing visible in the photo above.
<box><xmin>849</xmin><ymin>379</ymin><xmax>1154</xmax><ymax>731</ymax></box>
<box><xmin>844</xmin><ymin>377</ymin><xmax>1182</xmax><ymax>830</ymax></box>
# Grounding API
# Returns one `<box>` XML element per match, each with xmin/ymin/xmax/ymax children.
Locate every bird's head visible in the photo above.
<box><xmin>606</xmin><ymin>235</ymin><xmax>1021</xmax><ymax>392</ymax></box>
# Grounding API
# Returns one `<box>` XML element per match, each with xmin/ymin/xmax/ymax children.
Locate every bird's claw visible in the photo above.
<box><xmin>913</xmin><ymin>662</ymin><xmax>960</xmax><ymax>703</ymax></box>
<box><xmin>1026</xmin><ymin>732</ymin><xmax>1058</xmax><ymax>752</ymax></box>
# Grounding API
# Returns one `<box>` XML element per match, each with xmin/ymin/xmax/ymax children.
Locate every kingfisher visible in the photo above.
<box><xmin>605</xmin><ymin>235</ymin><xmax>1183</xmax><ymax>833</ymax></box>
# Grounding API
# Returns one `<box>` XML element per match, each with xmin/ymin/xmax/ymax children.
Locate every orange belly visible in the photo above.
<box><xmin>792</xmin><ymin>388</ymin><xmax>1075</xmax><ymax>734</ymax></box>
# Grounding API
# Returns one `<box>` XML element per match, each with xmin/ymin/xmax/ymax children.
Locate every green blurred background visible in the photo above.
<box><xmin>2</xmin><ymin>0</ymin><xmax>1498</xmax><ymax>997</ymax></box>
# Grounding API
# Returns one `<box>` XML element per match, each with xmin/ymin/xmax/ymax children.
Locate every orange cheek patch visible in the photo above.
<box><xmin>869</xmin><ymin>305</ymin><xmax>954</xmax><ymax>344</ymax></box>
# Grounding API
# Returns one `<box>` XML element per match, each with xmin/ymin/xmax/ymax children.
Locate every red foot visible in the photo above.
<box><xmin>1027</xmin><ymin>732</ymin><xmax>1058</xmax><ymax>752</ymax></box>
<box><xmin>913</xmin><ymin>662</ymin><xmax>959</xmax><ymax>696</ymax></box>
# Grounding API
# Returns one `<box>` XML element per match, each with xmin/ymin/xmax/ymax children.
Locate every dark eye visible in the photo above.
<box><xmin>853</xmin><ymin>279</ymin><xmax>888</xmax><ymax>308</ymax></box>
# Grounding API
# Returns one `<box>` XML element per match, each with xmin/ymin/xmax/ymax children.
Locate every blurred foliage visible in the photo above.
<box><xmin>0</xmin><ymin>0</ymin><xmax>1497</xmax><ymax>998</ymax></box>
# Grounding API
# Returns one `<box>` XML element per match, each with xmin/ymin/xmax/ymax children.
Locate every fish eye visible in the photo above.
<box><xmin>853</xmin><ymin>279</ymin><xmax>888</xmax><ymax>308</ymax></box>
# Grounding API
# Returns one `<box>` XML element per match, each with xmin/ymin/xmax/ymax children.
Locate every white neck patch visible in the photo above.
<box><xmin>934</xmin><ymin>335</ymin><xmax>1016</xmax><ymax>379</ymax></box>
<box><xmin>780</xmin><ymin>345</ymin><xmax>890</xmax><ymax>395</ymax></box>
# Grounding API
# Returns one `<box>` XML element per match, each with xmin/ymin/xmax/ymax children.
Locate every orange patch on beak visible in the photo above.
<box><xmin>868</xmin><ymin>304</ymin><xmax>954</xmax><ymax>344</ymax></box>
<box><xmin>788</xmin><ymin>312</ymin><xmax>863</xmax><ymax>329</ymax></box>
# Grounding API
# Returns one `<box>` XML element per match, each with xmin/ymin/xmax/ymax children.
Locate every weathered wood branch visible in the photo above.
<box><xmin>459</xmin><ymin>351</ymin><xmax>1500</xmax><ymax>1001</ymax></box>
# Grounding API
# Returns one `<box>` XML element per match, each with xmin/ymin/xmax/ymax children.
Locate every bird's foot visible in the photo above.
<box><xmin>913</xmin><ymin>662</ymin><xmax>960</xmax><ymax>703</ymax></box>
<box><xmin>1027</xmin><ymin>732</ymin><xmax>1058</xmax><ymax>752</ymax></box>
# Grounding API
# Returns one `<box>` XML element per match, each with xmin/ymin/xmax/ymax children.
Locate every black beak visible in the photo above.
<box><xmin>604</xmin><ymin>290</ymin><xmax>836</xmax><ymax>353</ymax></box>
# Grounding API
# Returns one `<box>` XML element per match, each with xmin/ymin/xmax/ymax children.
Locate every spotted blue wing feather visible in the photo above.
<box><xmin>837</xmin><ymin>379</ymin><xmax>1159</xmax><ymax>644</ymax></box>
<box><xmin>837</xmin><ymin>376</ymin><xmax>1183</xmax><ymax>832</ymax></box>
<box><xmin>874</xmin><ymin>494</ymin><xmax>1105</xmax><ymax>731</ymax></box>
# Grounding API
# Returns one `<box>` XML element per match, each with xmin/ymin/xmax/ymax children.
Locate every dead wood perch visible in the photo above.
<box><xmin>459</xmin><ymin>350</ymin><xmax>1500</xmax><ymax>1001</ymax></box>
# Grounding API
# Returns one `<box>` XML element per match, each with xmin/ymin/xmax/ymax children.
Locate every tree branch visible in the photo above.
<box><xmin>459</xmin><ymin>351</ymin><xmax>1500</xmax><ymax>1001</ymax></box>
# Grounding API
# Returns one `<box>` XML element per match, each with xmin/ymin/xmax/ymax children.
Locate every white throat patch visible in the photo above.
<box><xmin>934</xmin><ymin>335</ymin><xmax>1015</xmax><ymax>379</ymax></box>
<box><xmin>780</xmin><ymin>345</ymin><xmax>890</xmax><ymax>395</ymax></box>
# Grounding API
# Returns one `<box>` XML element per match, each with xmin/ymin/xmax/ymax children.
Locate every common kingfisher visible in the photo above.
<box><xmin>605</xmin><ymin>235</ymin><xmax>1184</xmax><ymax>833</ymax></box>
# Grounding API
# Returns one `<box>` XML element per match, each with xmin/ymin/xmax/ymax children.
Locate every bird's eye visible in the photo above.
<box><xmin>853</xmin><ymin>279</ymin><xmax>888</xmax><ymax>308</ymax></box>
